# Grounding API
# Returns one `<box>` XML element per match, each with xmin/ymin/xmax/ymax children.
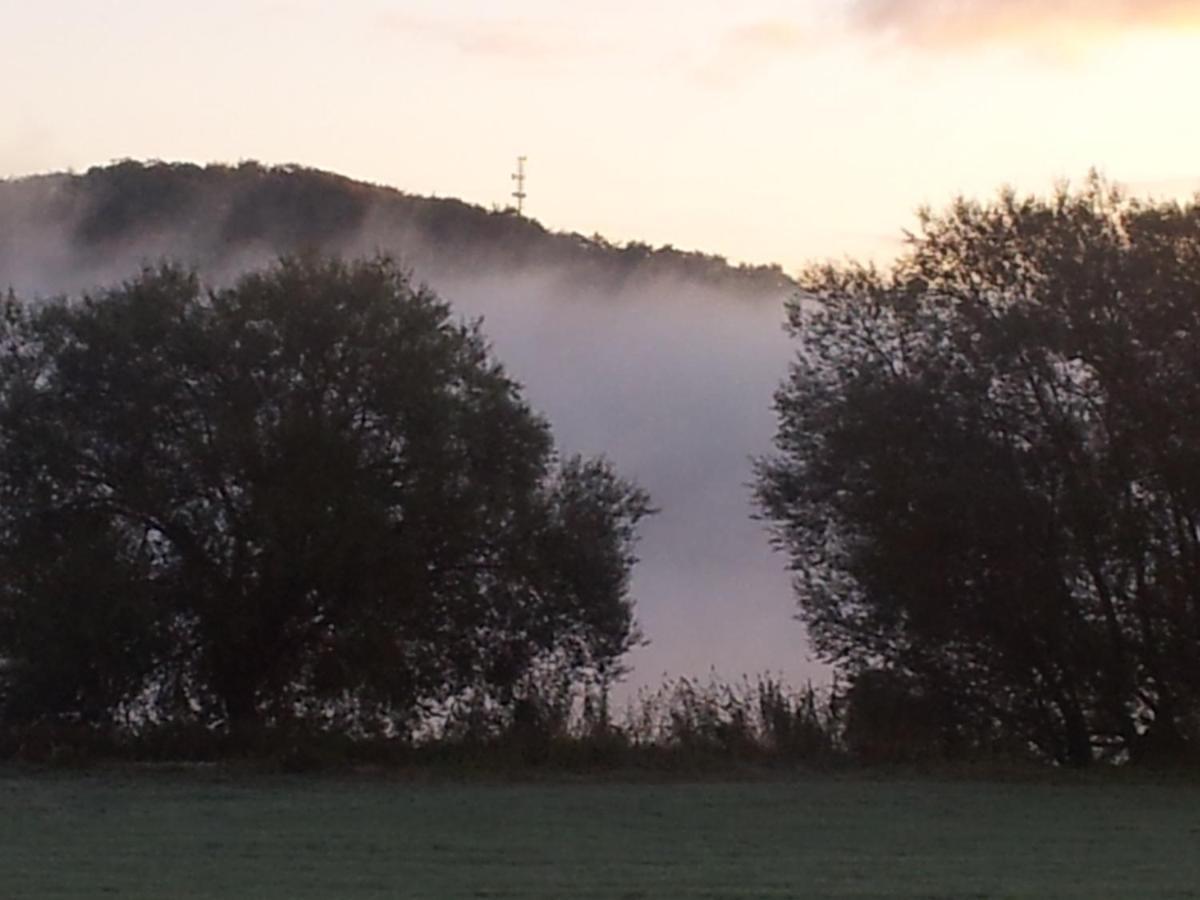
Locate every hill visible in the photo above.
<box><xmin>0</xmin><ymin>158</ymin><xmax>809</xmax><ymax>699</ymax></box>
<box><xmin>0</xmin><ymin>160</ymin><xmax>793</xmax><ymax>299</ymax></box>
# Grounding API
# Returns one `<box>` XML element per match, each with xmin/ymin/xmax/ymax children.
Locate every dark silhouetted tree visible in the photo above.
<box><xmin>757</xmin><ymin>177</ymin><xmax>1200</xmax><ymax>766</ymax></box>
<box><xmin>0</xmin><ymin>257</ymin><xmax>651</xmax><ymax>735</ymax></box>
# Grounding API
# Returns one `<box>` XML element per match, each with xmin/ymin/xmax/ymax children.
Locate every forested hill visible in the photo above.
<box><xmin>0</xmin><ymin>159</ymin><xmax>803</xmax><ymax>697</ymax></box>
<box><xmin>0</xmin><ymin>160</ymin><xmax>794</xmax><ymax>299</ymax></box>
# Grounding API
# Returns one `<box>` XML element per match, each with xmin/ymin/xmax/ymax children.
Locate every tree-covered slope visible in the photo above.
<box><xmin>0</xmin><ymin>158</ymin><xmax>805</xmax><ymax>703</ymax></box>
<box><xmin>0</xmin><ymin>160</ymin><xmax>793</xmax><ymax>299</ymax></box>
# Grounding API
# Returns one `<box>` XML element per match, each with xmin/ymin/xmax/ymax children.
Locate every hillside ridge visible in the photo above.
<box><xmin>0</xmin><ymin>160</ymin><xmax>795</xmax><ymax>298</ymax></box>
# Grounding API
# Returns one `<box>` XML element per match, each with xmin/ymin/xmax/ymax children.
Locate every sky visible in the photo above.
<box><xmin>3</xmin><ymin>0</ymin><xmax>1199</xmax><ymax>269</ymax></box>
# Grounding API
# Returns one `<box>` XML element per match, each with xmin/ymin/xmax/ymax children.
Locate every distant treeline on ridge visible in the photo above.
<box><xmin>0</xmin><ymin>159</ymin><xmax>793</xmax><ymax>298</ymax></box>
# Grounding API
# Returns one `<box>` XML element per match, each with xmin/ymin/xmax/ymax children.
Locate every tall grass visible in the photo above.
<box><xmin>0</xmin><ymin>673</ymin><xmax>846</xmax><ymax>771</ymax></box>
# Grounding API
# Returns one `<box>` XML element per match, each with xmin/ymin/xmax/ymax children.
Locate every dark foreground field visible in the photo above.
<box><xmin>2</xmin><ymin>770</ymin><xmax>1198</xmax><ymax>899</ymax></box>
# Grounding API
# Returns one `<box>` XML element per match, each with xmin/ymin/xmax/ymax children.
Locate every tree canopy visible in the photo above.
<box><xmin>0</xmin><ymin>256</ymin><xmax>651</xmax><ymax>736</ymax></box>
<box><xmin>757</xmin><ymin>178</ymin><xmax>1200</xmax><ymax>766</ymax></box>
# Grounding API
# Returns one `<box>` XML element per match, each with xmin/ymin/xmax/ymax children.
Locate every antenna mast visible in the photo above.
<box><xmin>511</xmin><ymin>156</ymin><xmax>527</xmax><ymax>215</ymax></box>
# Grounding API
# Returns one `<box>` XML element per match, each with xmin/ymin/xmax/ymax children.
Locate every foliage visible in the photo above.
<box><xmin>0</xmin><ymin>670</ymin><xmax>846</xmax><ymax>771</ymax></box>
<box><xmin>621</xmin><ymin>674</ymin><xmax>840</xmax><ymax>763</ymax></box>
<box><xmin>757</xmin><ymin>176</ymin><xmax>1200</xmax><ymax>766</ymax></box>
<box><xmin>0</xmin><ymin>256</ymin><xmax>651</xmax><ymax>734</ymax></box>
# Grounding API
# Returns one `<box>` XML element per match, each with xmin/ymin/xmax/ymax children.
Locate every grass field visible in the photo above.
<box><xmin>2</xmin><ymin>769</ymin><xmax>1198</xmax><ymax>899</ymax></box>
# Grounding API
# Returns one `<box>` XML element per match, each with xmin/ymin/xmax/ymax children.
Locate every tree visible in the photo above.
<box><xmin>0</xmin><ymin>257</ymin><xmax>651</xmax><ymax>735</ymax></box>
<box><xmin>757</xmin><ymin>178</ymin><xmax>1200</xmax><ymax>766</ymax></box>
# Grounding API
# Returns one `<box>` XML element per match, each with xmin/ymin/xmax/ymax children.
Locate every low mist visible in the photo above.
<box><xmin>429</xmin><ymin>267</ymin><xmax>810</xmax><ymax>695</ymax></box>
<box><xmin>0</xmin><ymin>167</ymin><xmax>824</xmax><ymax>697</ymax></box>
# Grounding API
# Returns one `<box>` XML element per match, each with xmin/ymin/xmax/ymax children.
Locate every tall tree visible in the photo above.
<box><xmin>757</xmin><ymin>178</ymin><xmax>1200</xmax><ymax>765</ymax></box>
<box><xmin>0</xmin><ymin>257</ymin><xmax>651</xmax><ymax>735</ymax></box>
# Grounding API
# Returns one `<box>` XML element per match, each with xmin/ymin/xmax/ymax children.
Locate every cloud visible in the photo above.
<box><xmin>711</xmin><ymin>0</ymin><xmax>1200</xmax><ymax>70</ymax></box>
<box><xmin>693</xmin><ymin>19</ymin><xmax>819</xmax><ymax>89</ymax></box>
<box><xmin>374</xmin><ymin>12</ymin><xmax>592</xmax><ymax>64</ymax></box>
<box><xmin>844</xmin><ymin>0</ymin><xmax>1200</xmax><ymax>51</ymax></box>
<box><xmin>726</xmin><ymin>20</ymin><xmax>814</xmax><ymax>53</ymax></box>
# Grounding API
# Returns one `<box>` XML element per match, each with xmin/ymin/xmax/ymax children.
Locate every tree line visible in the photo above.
<box><xmin>3</xmin><ymin>177</ymin><xmax>1200</xmax><ymax>767</ymax></box>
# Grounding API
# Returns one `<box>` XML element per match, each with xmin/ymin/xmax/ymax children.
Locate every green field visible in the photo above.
<box><xmin>2</xmin><ymin>770</ymin><xmax>1198</xmax><ymax>899</ymax></box>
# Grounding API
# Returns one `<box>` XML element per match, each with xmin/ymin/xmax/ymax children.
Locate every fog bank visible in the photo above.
<box><xmin>0</xmin><ymin>167</ymin><xmax>826</xmax><ymax>694</ymax></box>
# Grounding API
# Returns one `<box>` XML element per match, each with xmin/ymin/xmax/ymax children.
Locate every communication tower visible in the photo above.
<box><xmin>511</xmin><ymin>156</ymin><xmax>527</xmax><ymax>215</ymax></box>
